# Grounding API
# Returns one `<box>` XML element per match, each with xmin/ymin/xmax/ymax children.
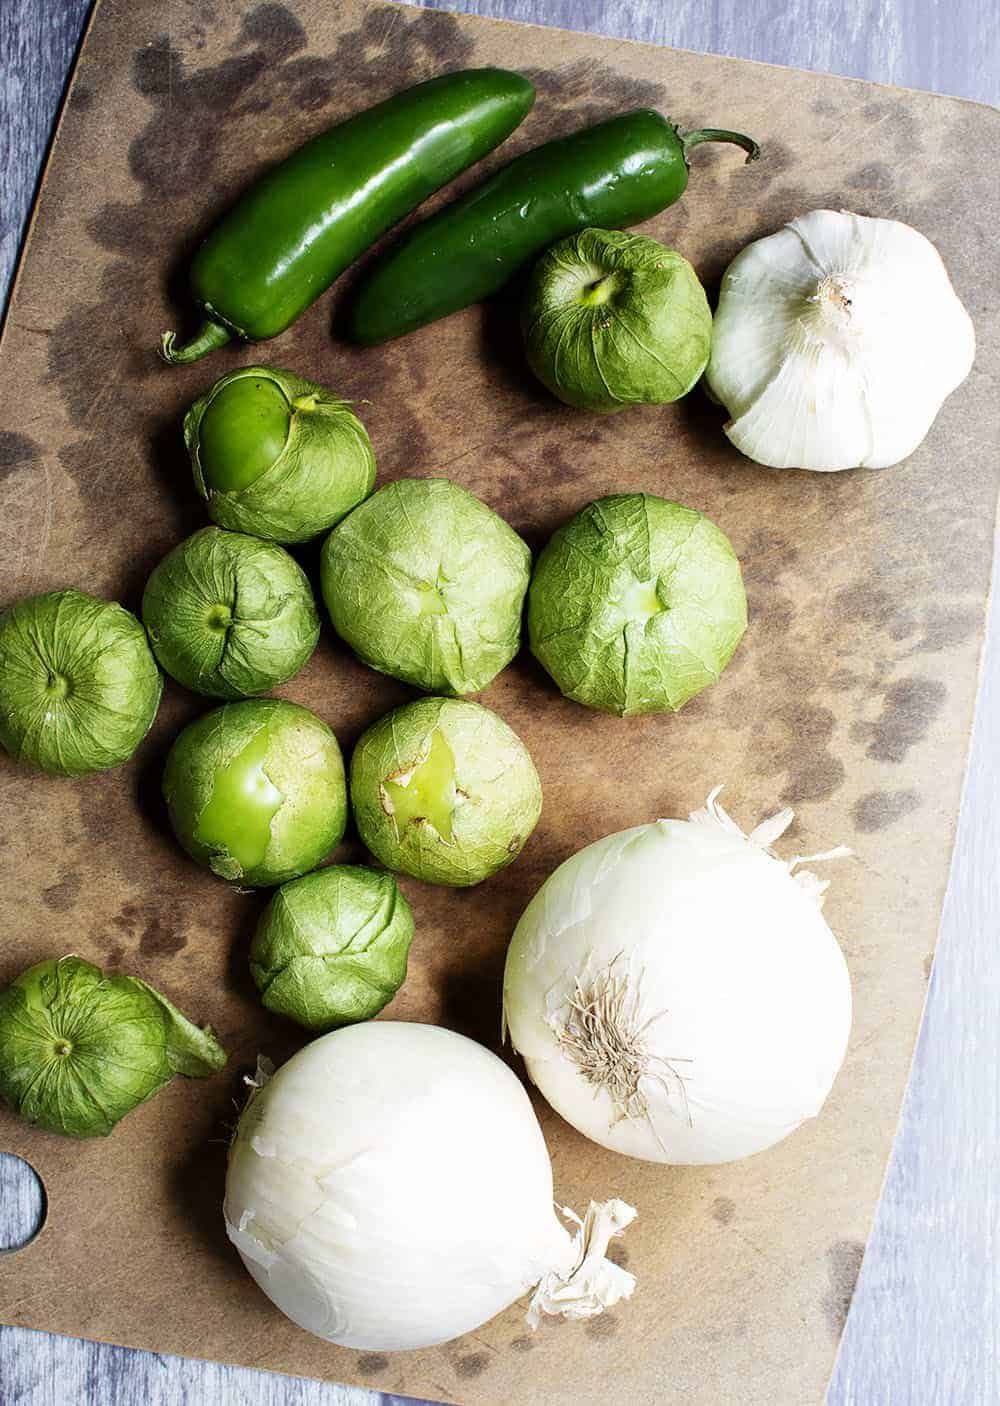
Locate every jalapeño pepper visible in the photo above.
<box><xmin>161</xmin><ymin>69</ymin><xmax>536</xmax><ymax>364</ymax></box>
<box><xmin>346</xmin><ymin>110</ymin><xmax>760</xmax><ymax>346</ymax></box>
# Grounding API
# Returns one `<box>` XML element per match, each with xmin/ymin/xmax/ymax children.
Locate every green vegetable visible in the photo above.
<box><xmin>163</xmin><ymin>699</ymin><xmax>347</xmax><ymax>887</ymax></box>
<box><xmin>348</xmin><ymin>110</ymin><xmax>759</xmax><ymax>346</ymax></box>
<box><xmin>0</xmin><ymin>589</ymin><xmax>162</xmax><ymax>776</ymax></box>
<box><xmin>185</xmin><ymin>367</ymin><xmax>376</xmax><ymax>543</ymax></box>
<box><xmin>522</xmin><ymin>228</ymin><xmax>712</xmax><ymax>412</ymax></box>
<box><xmin>320</xmin><ymin>479</ymin><xmax>530</xmax><ymax>695</ymax></box>
<box><xmin>161</xmin><ymin>69</ymin><xmax>536</xmax><ymax>364</ymax></box>
<box><xmin>250</xmin><ymin>865</ymin><xmax>414</xmax><ymax>1031</ymax></box>
<box><xmin>0</xmin><ymin>955</ymin><xmax>226</xmax><ymax>1138</ymax></box>
<box><xmin>142</xmin><ymin>527</ymin><xmax>320</xmax><ymax>699</ymax></box>
<box><xmin>528</xmin><ymin>494</ymin><xmax>747</xmax><ymax>716</ymax></box>
<box><xmin>350</xmin><ymin>697</ymin><xmax>542</xmax><ymax>887</ymax></box>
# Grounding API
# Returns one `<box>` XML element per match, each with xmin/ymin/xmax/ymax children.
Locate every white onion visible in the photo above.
<box><xmin>224</xmin><ymin>1022</ymin><xmax>635</xmax><ymax>1350</ymax></box>
<box><xmin>503</xmin><ymin>789</ymin><xmax>852</xmax><ymax>1165</ymax></box>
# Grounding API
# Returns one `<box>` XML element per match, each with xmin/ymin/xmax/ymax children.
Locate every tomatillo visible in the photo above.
<box><xmin>350</xmin><ymin>697</ymin><xmax>542</xmax><ymax>887</ymax></box>
<box><xmin>528</xmin><ymin>493</ymin><xmax>747</xmax><ymax>715</ymax></box>
<box><xmin>142</xmin><ymin>527</ymin><xmax>320</xmax><ymax>699</ymax></box>
<box><xmin>0</xmin><ymin>955</ymin><xmax>226</xmax><ymax>1138</ymax></box>
<box><xmin>185</xmin><ymin>366</ymin><xmax>376</xmax><ymax>543</ymax></box>
<box><xmin>0</xmin><ymin>589</ymin><xmax>162</xmax><ymax>776</ymax></box>
<box><xmin>163</xmin><ymin>699</ymin><xmax>347</xmax><ymax>886</ymax></box>
<box><xmin>522</xmin><ymin>228</ymin><xmax>712</xmax><ymax>413</ymax></box>
<box><xmin>320</xmin><ymin>478</ymin><xmax>530</xmax><ymax>695</ymax></box>
<box><xmin>250</xmin><ymin>865</ymin><xmax>414</xmax><ymax>1031</ymax></box>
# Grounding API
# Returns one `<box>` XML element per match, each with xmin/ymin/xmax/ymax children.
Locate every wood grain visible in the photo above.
<box><xmin>1</xmin><ymin>2</ymin><xmax>998</xmax><ymax>1404</ymax></box>
<box><xmin>0</xmin><ymin>1153</ymin><xmax>46</xmax><ymax>1252</ymax></box>
<box><xmin>0</xmin><ymin>0</ymin><xmax>92</xmax><ymax>315</ymax></box>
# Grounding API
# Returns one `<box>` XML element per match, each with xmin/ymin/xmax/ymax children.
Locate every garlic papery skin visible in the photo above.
<box><xmin>502</xmin><ymin>789</ymin><xmax>852</xmax><ymax>1165</ymax></box>
<box><xmin>224</xmin><ymin>1022</ymin><xmax>635</xmax><ymax>1350</ymax></box>
<box><xmin>705</xmin><ymin>209</ymin><xmax>975</xmax><ymax>471</ymax></box>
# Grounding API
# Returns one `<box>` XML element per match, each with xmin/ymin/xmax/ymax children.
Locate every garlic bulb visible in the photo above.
<box><xmin>225</xmin><ymin>1023</ymin><xmax>636</xmax><ymax>1350</ymax></box>
<box><xmin>503</xmin><ymin>789</ymin><xmax>852</xmax><ymax>1165</ymax></box>
<box><xmin>705</xmin><ymin>209</ymin><xmax>975</xmax><ymax>471</ymax></box>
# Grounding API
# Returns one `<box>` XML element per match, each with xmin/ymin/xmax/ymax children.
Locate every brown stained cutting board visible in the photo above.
<box><xmin>1</xmin><ymin>2</ymin><xmax>998</xmax><ymax>1403</ymax></box>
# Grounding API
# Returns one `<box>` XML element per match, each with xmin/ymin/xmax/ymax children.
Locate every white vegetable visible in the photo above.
<box><xmin>503</xmin><ymin>789</ymin><xmax>852</xmax><ymax>1165</ymax></box>
<box><xmin>224</xmin><ymin>1022</ymin><xmax>635</xmax><ymax>1351</ymax></box>
<box><xmin>705</xmin><ymin>209</ymin><xmax>975</xmax><ymax>471</ymax></box>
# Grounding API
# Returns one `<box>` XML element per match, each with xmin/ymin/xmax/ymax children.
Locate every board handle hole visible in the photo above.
<box><xmin>0</xmin><ymin>1152</ymin><xmax>48</xmax><ymax>1253</ymax></box>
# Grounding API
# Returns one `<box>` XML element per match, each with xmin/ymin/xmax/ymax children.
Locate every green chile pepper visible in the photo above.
<box><xmin>161</xmin><ymin>68</ymin><xmax>536</xmax><ymax>364</ymax></box>
<box><xmin>346</xmin><ymin>110</ymin><xmax>759</xmax><ymax>346</ymax></box>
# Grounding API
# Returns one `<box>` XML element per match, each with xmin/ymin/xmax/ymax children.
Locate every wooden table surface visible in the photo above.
<box><xmin>1</xmin><ymin>2</ymin><xmax>998</xmax><ymax>1403</ymax></box>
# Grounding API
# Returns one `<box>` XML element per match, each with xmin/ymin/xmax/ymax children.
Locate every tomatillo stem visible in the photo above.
<box><xmin>680</xmin><ymin>127</ymin><xmax>761</xmax><ymax>164</ymax></box>
<box><xmin>160</xmin><ymin>319</ymin><xmax>233</xmax><ymax>365</ymax></box>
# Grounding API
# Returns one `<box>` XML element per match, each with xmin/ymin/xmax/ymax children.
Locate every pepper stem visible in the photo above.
<box><xmin>680</xmin><ymin>127</ymin><xmax>761</xmax><ymax>165</ymax></box>
<box><xmin>159</xmin><ymin>319</ymin><xmax>233</xmax><ymax>365</ymax></box>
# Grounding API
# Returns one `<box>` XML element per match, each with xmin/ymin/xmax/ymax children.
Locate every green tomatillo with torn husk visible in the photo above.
<box><xmin>185</xmin><ymin>367</ymin><xmax>376</xmax><ymax>543</ymax></box>
<box><xmin>350</xmin><ymin>697</ymin><xmax>542</xmax><ymax>887</ymax></box>
<box><xmin>320</xmin><ymin>478</ymin><xmax>531</xmax><ymax>695</ymax></box>
<box><xmin>142</xmin><ymin>527</ymin><xmax>320</xmax><ymax>699</ymax></box>
<box><xmin>0</xmin><ymin>955</ymin><xmax>226</xmax><ymax>1138</ymax></box>
<box><xmin>250</xmin><ymin>865</ymin><xmax>415</xmax><ymax>1031</ymax></box>
<box><xmin>522</xmin><ymin>229</ymin><xmax>712</xmax><ymax>413</ymax></box>
<box><xmin>0</xmin><ymin>589</ymin><xmax>162</xmax><ymax>776</ymax></box>
<box><xmin>528</xmin><ymin>494</ymin><xmax>747</xmax><ymax>716</ymax></box>
<box><xmin>163</xmin><ymin>699</ymin><xmax>347</xmax><ymax>887</ymax></box>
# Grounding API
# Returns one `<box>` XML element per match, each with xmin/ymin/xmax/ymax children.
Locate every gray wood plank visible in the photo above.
<box><xmin>416</xmin><ymin>0</ymin><xmax>1000</xmax><ymax>102</ymax></box>
<box><xmin>1</xmin><ymin>1330</ymin><xmax>382</xmax><ymax>1406</ymax></box>
<box><xmin>828</xmin><ymin>589</ymin><xmax>1000</xmax><ymax>1404</ymax></box>
<box><xmin>0</xmin><ymin>1152</ymin><xmax>46</xmax><ymax>1252</ymax></box>
<box><xmin>2</xmin><ymin>1</ymin><xmax>998</xmax><ymax>1403</ymax></box>
<box><xmin>0</xmin><ymin>0</ymin><xmax>92</xmax><ymax>315</ymax></box>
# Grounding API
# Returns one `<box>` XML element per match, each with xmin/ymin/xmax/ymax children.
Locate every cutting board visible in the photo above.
<box><xmin>1</xmin><ymin>2</ymin><xmax>997</xmax><ymax>1403</ymax></box>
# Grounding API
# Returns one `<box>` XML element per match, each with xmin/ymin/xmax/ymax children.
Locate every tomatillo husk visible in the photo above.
<box><xmin>250</xmin><ymin>865</ymin><xmax>414</xmax><ymax>1031</ymax></box>
<box><xmin>142</xmin><ymin>527</ymin><xmax>320</xmax><ymax>699</ymax></box>
<box><xmin>350</xmin><ymin>697</ymin><xmax>541</xmax><ymax>887</ymax></box>
<box><xmin>0</xmin><ymin>589</ymin><xmax>162</xmax><ymax>776</ymax></box>
<box><xmin>320</xmin><ymin>478</ymin><xmax>530</xmax><ymax>695</ymax></box>
<box><xmin>528</xmin><ymin>493</ymin><xmax>747</xmax><ymax>715</ymax></box>
<box><xmin>0</xmin><ymin>955</ymin><xmax>226</xmax><ymax>1138</ymax></box>
<box><xmin>185</xmin><ymin>366</ymin><xmax>376</xmax><ymax>543</ymax></box>
<box><xmin>522</xmin><ymin>228</ymin><xmax>712</xmax><ymax>413</ymax></box>
<box><xmin>163</xmin><ymin>699</ymin><xmax>347</xmax><ymax>886</ymax></box>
